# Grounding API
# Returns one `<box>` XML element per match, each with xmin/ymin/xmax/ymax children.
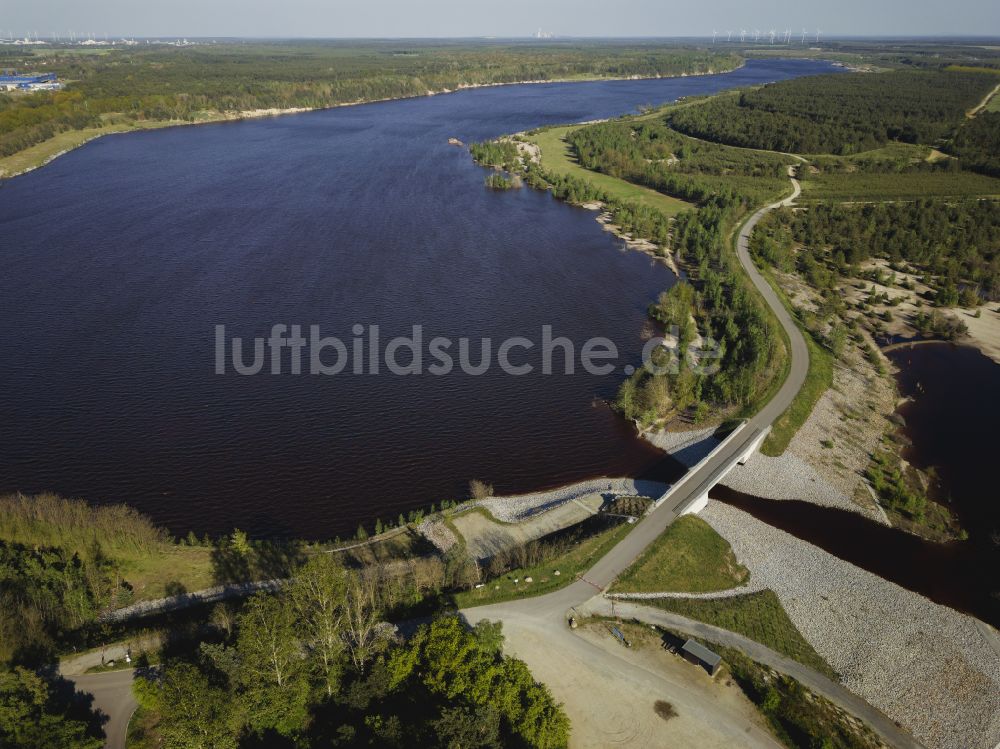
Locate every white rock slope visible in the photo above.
<box><xmin>701</xmin><ymin>500</ymin><xmax>1000</xmax><ymax>749</ymax></box>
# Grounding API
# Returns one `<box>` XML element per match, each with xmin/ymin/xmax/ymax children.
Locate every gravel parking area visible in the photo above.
<box><xmin>701</xmin><ymin>500</ymin><xmax>1000</xmax><ymax>749</ymax></box>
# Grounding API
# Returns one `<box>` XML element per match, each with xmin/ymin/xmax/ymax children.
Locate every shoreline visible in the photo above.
<box><xmin>0</xmin><ymin>61</ymin><xmax>744</xmax><ymax>180</ymax></box>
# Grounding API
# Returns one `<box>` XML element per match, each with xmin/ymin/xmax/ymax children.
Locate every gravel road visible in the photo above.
<box><xmin>583</xmin><ymin>598</ymin><xmax>921</xmax><ymax>749</ymax></box>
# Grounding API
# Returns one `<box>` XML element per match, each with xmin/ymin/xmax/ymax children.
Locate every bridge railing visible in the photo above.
<box><xmin>647</xmin><ymin>422</ymin><xmax>770</xmax><ymax>516</ymax></box>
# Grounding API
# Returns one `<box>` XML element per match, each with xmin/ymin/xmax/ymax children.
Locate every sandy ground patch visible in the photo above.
<box><xmin>494</xmin><ymin>615</ymin><xmax>780</xmax><ymax>749</ymax></box>
<box><xmin>842</xmin><ymin>258</ymin><xmax>1000</xmax><ymax>365</ymax></box>
<box><xmin>959</xmin><ymin>304</ymin><xmax>1000</xmax><ymax>364</ymax></box>
<box><xmin>701</xmin><ymin>500</ymin><xmax>1000</xmax><ymax>749</ymax></box>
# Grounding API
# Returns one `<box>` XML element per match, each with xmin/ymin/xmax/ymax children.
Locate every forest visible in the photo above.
<box><xmin>128</xmin><ymin>558</ymin><xmax>568</xmax><ymax>748</ymax></box>
<box><xmin>666</xmin><ymin>70</ymin><xmax>998</xmax><ymax>154</ymax></box>
<box><xmin>556</xmin><ymin>118</ymin><xmax>791</xmax><ymax>423</ymax></box>
<box><xmin>948</xmin><ymin>111</ymin><xmax>1000</xmax><ymax>177</ymax></box>
<box><xmin>756</xmin><ymin>200</ymin><xmax>1000</xmax><ymax>303</ymax></box>
<box><xmin>567</xmin><ymin>116</ymin><xmax>792</xmax><ymax>205</ymax></box>
<box><xmin>0</xmin><ymin>492</ymin><xmax>569</xmax><ymax>748</ymax></box>
<box><xmin>469</xmin><ymin>111</ymin><xmax>795</xmax><ymax>424</ymax></box>
<box><xmin>0</xmin><ymin>41</ymin><xmax>739</xmax><ymax>159</ymax></box>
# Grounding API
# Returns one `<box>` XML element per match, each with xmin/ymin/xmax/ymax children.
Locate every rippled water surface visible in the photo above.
<box><xmin>0</xmin><ymin>59</ymin><xmax>840</xmax><ymax>538</ymax></box>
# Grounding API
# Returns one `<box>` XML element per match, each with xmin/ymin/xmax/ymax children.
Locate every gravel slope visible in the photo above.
<box><xmin>700</xmin><ymin>500</ymin><xmax>1000</xmax><ymax>749</ymax></box>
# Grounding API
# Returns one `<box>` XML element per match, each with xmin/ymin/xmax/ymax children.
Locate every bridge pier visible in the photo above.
<box><xmin>736</xmin><ymin>426</ymin><xmax>770</xmax><ymax>466</ymax></box>
<box><xmin>680</xmin><ymin>489</ymin><xmax>710</xmax><ymax>516</ymax></box>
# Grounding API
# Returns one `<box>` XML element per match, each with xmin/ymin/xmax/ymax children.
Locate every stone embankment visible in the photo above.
<box><xmin>701</xmin><ymin>500</ymin><xmax>1000</xmax><ymax>749</ymax></box>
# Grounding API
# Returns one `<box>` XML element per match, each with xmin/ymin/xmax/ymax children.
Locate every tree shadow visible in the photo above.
<box><xmin>210</xmin><ymin>540</ymin><xmax>305</xmax><ymax>585</ymax></box>
<box><xmin>47</xmin><ymin>673</ymin><xmax>108</xmax><ymax>742</ymax></box>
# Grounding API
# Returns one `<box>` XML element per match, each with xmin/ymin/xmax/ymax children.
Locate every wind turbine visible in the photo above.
<box><xmin>712</xmin><ymin>29</ymin><xmax>718</xmax><ymax>44</ymax></box>
<box><xmin>801</xmin><ymin>27</ymin><xmax>807</xmax><ymax>44</ymax></box>
<box><xmin>815</xmin><ymin>28</ymin><xmax>822</xmax><ymax>43</ymax></box>
<box><xmin>753</xmin><ymin>28</ymin><xmax>760</xmax><ymax>43</ymax></box>
<box><xmin>784</xmin><ymin>29</ymin><xmax>792</xmax><ymax>44</ymax></box>
<box><xmin>726</xmin><ymin>30</ymin><xmax>733</xmax><ymax>42</ymax></box>
<box><xmin>740</xmin><ymin>29</ymin><xmax>746</xmax><ymax>42</ymax></box>
<box><xmin>769</xmin><ymin>29</ymin><xmax>776</xmax><ymax>44</ymax></box>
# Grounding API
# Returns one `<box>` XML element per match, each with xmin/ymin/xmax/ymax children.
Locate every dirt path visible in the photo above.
<box><xmin>967</xmin><ymin>82</ymin><xmax>1000</xmax><ymax>118</ymax></box>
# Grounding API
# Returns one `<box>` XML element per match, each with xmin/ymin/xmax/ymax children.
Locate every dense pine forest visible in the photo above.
<box><xmin>666</xmin><ymin>70</ymin><xmax>998</xmax><ymax>154</ymax></box>
<box><xmin>0</xmin><ymin>42</ymin><xmax>738</xmax><ymax>159</ymax></box>
<box><xmin>948</xmin><ymin>112</ymin><xmax>1000</xmax><ymax>177</ymax></box>
<box><xmin>757</xmin><ymin>200</ymin><xmax>1000</xmax><ymax>303</ymax></box>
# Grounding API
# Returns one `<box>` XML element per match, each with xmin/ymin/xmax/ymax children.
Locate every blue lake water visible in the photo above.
<box><xmin>0</xmin><ymin>59</ymin><xmax>840</xmax><ymax>538</ymax></box>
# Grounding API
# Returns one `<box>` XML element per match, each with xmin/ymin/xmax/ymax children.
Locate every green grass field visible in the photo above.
<box><xmin>527</xmin><ymin>125</ymin><xmax>692</xmax><ymax>216</ymax></box>
<box><xmin>0</xmin><ymin>493</ymin><xmax>217</xmax><ymax>601</ymax></box>
<box><xmin>646</xmin><ymin>590</ymin><xmax>837</xmax><ymax>678</ymax></box>
<box><xmin>799</xmin><ymin>170</ymin><xmax>1000</xmax><ymax>201</ymax></box>
<box><xmin>454</xmin><ymin>519</ymin><xmax>634</xmax><ymax>608</ymax></box>
<box><xmin>610</xmin><ymin>515</ymin><xmax>749</xmax><ymax>593</ymax></box>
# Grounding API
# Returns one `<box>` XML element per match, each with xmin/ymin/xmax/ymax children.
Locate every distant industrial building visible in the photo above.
<box><xmin>0</xmin><ymin>71</ymin><xmax>62</xmax><ymax>91</ymax></box>
<box><xmin>681</xmin><ymin>639</ymin><xmax>722</xmax><ymax>677</ymax></box>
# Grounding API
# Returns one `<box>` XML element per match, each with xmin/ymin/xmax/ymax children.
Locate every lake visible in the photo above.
<box><xmin>0</xmin><ymin>59</ymin><xmax>840</xmax><ymax>539</ymax></box>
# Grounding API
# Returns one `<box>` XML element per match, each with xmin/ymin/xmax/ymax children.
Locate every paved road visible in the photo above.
<box><xmin>66</xmin><ymin>670</ymin><xmax>138</xmax><ymax>749</ymax></box>
<box><xmin>65</xmin><ymin>175</ymin><xmax>899</xmax><ymax>748</ymax></box>
<box><xmin>468</xmin><ymin>598</ymin><xmax>783</xmax><ymax>748</ymax></box>
<box><xmin>584</xmin><ymin>599</ymin><xmax>923</xmax><ymax>749</ymax></box>
<box><xmin>464</xmin><ymin>176</ymin><xmax>924</xmax><ymax>749</ymax></box>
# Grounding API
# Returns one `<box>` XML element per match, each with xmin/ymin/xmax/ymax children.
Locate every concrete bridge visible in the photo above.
<box><xmin>650</xmin><ymin>423</ymin><xmax>771</xmax><ymax>517</ymax></box>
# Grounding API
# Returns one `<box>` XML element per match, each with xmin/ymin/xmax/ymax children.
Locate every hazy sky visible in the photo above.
<box><xmin>5</xmin><ymin>0</ymin><xmax>999</xmax><ymax>39</ymax></box>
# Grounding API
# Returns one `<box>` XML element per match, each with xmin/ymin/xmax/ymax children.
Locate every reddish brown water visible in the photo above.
<box><xmin>0</xmin><ymin>60</ymin><xmax>839</xmax><ymax>540</ymax></box>
<box><xmin>710</xmin><ymin>342</ymin><xmax>1000</xmax><ymax>626</ymax></box>
<box><xmin>710</xmin><ymin>486</ymin><xmax>997</xmax><ymax>626</ymax></box>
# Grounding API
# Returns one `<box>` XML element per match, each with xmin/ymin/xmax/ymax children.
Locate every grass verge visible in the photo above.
<box><xmin>762</xmin><ymin>329</ymin><xmax>834</xmax><ymax>456</ymax></box>
<box><xmin>645</xmin><ymin>590</ymin><xmax>837</xmax><ymax>679</ymax></box>
<box><xmin>610</xmin><ymin>515</ymin><xmax>749</xmax><ymax>593</ymax></box>
<box><xmin>455</xmin><ymin>519</ymin><xmax>633</xmax><ymax>608</ymax></box>
<box><xmin>716</xmin><ymin>644</ymin><xmax>882</xmax><ymax>749</ymax></box>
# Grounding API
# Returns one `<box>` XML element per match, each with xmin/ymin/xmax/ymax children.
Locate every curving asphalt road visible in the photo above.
<box><xmin>463</xmin><ymin>175</ymin><xmax>924</xmax><ymax>749</ymax></box>
<box><xmin>65</xmin><ymin>669</ymin><xmax>138</xmax><ymax>749</ymax></box>
<box><xmin>68</xmin><ymin>175</ymin><xmax>914</xmax><ymax>748</ymax></box>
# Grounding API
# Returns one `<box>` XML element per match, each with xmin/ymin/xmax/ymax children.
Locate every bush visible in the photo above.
<box><xmin>469</xmin><ymin>479</ymin><xmax>495</xmax><ymax>500</ymax></box>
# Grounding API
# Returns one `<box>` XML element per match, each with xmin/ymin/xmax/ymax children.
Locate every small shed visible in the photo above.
<box><xmin>681</xmin><ymin>639</ymin><xmax>722</xmax><ymax>677</ymax></box>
